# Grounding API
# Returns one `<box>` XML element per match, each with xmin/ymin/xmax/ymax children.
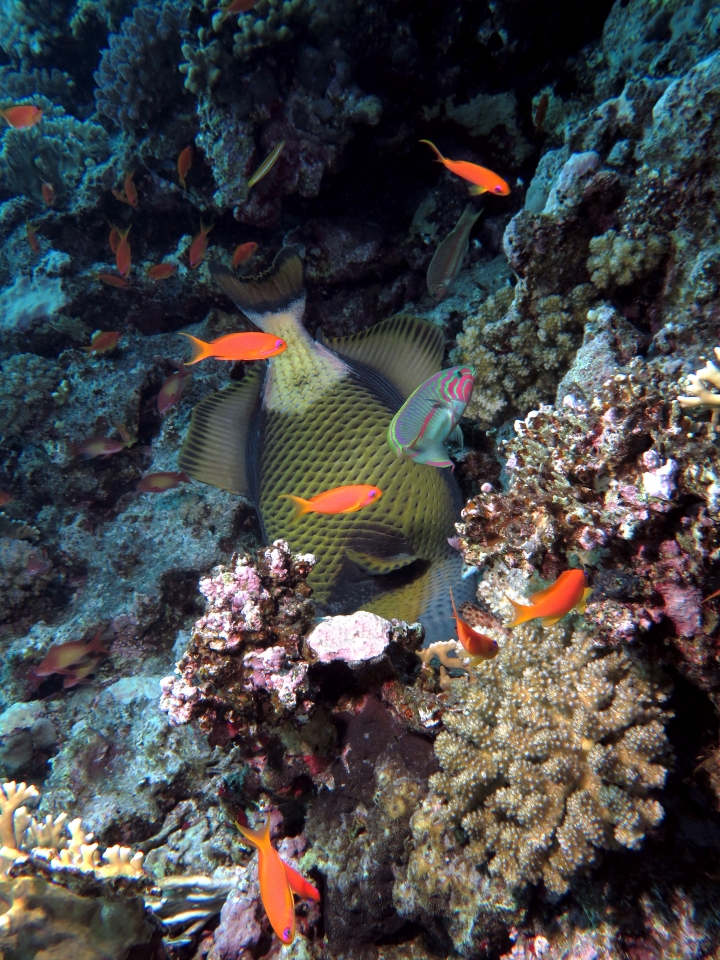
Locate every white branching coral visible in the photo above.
<box><xmin>406</xmin><ymin>623</ymin><xmax>670</xmax><ymax>899</ymax></box>
<box><xmin>678</xmin><ymin>348</ymin><xmax>720</xmax><ymax>430</ymax></box>
<box><xmin>0</xmin><ymin>781</ymin><xmax>144</xmax><ymax>879</ymax></box>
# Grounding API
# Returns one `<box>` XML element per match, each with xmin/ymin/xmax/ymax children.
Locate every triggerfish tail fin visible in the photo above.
<box><xmin>208</xmin><ymin>247</ymin><xmax>305</xmax><ymax>330</ymax></box>
<box><xmin>282</xmin><ymin>861</ymin><xmax>321</xmax><ymax>902</ymax></box>
<box><xmin>365</xmin><ymin>554</ymin><xmax>476</xmax><ymax>643</ymax></box>
<box><xmin>179</xmin><ymin>332</ymin><xmax>212</xmax><ymax>365</ymax></box>
<box><xmin>178</xmin><ymin>366</ymin><xmax>265</xmax><ymax>496</ymax></box>
<box><xmin>278</xmin><ymin>494</ymin><xmax>312</xmax><ymax>521</ymax></box>
<box><xmin>321</xmin><ymin>314</ymin><xmax>444</xmax><ymax>400</ymax></box>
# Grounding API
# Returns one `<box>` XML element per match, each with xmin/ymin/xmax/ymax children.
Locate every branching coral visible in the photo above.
<box><xmin>678</xmin><ymin>347</ymin><xmax>720</xmax><ymax>430</ymax></box>
<box><xmin>587</xmin><ymin>228</ymin><xmax>667</xmax><ymax>289</ymax></box>
<box><xmin>229</xmin><ymin>0</ymin><xmax>310</xmax><ymax>59</ymax></box>
<box><xmin>94</xmin><ymin>0</ymin><xmax>189</xmax><ymax>135</ymax></box>
<box><xmin>0</xmin><ymin>98</ymin><xmax>110</xmax><ymax>207</ymax></box>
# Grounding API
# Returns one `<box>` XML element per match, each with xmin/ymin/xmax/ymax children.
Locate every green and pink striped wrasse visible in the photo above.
<box><xmin>387</xmin><ymin>365</ymin><xmax>476</xmax><ymax>468</ymax></box>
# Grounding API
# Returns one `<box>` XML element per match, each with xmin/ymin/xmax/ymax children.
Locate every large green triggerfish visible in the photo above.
<box><xmin>179</xmin><ymin>248</ymin><xmax>476</xmax><ymax>640</ymax></box>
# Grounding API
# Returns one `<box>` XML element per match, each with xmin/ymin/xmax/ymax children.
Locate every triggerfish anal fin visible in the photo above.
<box><xmin>208</xmin><ymin>247</ymin><xmax>305</xmax><ymax>329</ymax></box>
<box><xmin>346</xmin><ymin>548</ymin><xmax>419</xmax><ymax>575</ymax></box>
<box><xmin>321</xmin><ymin>314</ymin><xmax>444</xmax><ymax>401</ymax></box>
<box><xmin>178</xmin><ymin>365</ymin><xmax>264</xmax><ymax>496</ymax></box>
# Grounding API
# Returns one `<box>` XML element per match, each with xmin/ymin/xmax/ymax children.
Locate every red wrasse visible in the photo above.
<box><xmin>450</xmin><ymin>588</ymin><xmax>498</xmax><ymax>659</ymax></box>
<box><xmin>1</xmin><ymin>104</ymin><xmax>42</xmax><ymax>128</ymax></box>
<box><xmin>507</xmin><ymin>569</ymin><xmax>591</xmax><ymax>627</ymax></box>
<box><xmin>137</xmin><ymin>471</ymin><xmax>190</xmax><ymax>493</ymax></box>
<box><xmin>232</xmin><ymin>241</ymin><xmax>258</xmax><ymax>268</ymax></box>
<box><xmin>180</xmin><ymin>331</ymin><xmax>286</xmax><ymax>363</ymax></box>
<box><xmin>157</xmin><ymin>364</ymin><xmax>192</xmax><ymax>415</ymax></box>
<box><xmin>36</xmin><ymin>628</ymin><xmax>110</xmax><ymax>677</ymax></box>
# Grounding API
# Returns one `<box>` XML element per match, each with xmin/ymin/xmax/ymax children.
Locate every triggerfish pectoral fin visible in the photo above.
<box><xmin>178</xmin><ymin>366</ymin><xmax>265</xmax><ymax>496</ymax></box>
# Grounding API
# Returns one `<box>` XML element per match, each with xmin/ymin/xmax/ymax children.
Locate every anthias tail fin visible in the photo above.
<box><xmin>209</xmin><ymin>247</ymin><xmax>305</xmax><ymax>329</ymax></box>
<box><xmin>178</xmin><ymin>365</ymin><xmax>264</xmax><ymax>495</ymax></box>
<box><xmin>322</xmin><ymin>314</ymin><xmax>444</xmax><ymax>400</ymax></box>
<box><xmin>278</xmin><ymin>494</ymin><xmax>310</xmax><ymax>521</ymax></box>
<box><xmin>179</xmin><ymin>332</ymin><xmax>209</xmax><ymax>364</ymax></box>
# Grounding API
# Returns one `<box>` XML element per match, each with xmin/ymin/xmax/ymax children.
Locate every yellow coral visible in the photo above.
<box><xmin>678</xmin><ymin>348</ymin><xmax>720</xmax><ymax>430</ymax></box>
<box><xmin>587</xmin><ymin>228</ymin><xmax>666</xmax><ymax>289</ymax></box>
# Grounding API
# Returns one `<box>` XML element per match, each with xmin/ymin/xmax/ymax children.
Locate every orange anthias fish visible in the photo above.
<box><xmin>0</xmin><ymin>104</ymin><xmax>42</xmax><ymax>128</ymax></box>
<box><xmin>137</xmin><ymin>471</ymin><xmax>190</xmax><ymax>493</ymax></box>
<box><xmin>235</xmin><ymin>818</ymin><xmax>319</xmax><ymax>944</ymax></box>
<box><xmin>63</xmin><ymin>656</ymin><xmax>106</xmax><ymax>688</ymax></box>
<box><xmin>96</xmin><ymin>273</ymin><xmax>129</xmax><ymax>288</ymax></box>
<box><xmin>0</xmin><ymin>491</ymin><xmax>12</xmax><ymax>508</ymax></box>
<box><xmin>507</xmin><ymin>569</ymin><xmax>592</xmax><ymax>627</ymax></box>
<box><xmin>69</xmin><ymin>427</ymin><xmax>137</xmax><ymax>460</ymax></box>
<box><xmin>147</xmin><ymin>263</ymin><xmax>176</xmax><ymax>280</ymax></box>
<box><xmin>109</xmin><ymin>223</ymin><xmax>120</xmax><ymax>254</ymax></box>
<box><xmin>420</xmin><ymin>140</ymin><xmax>510</xmax><ymax>196</ymax></box>
<box><xmin>189</xmin><ymin>220</ymin><xmax>213</xmax><ymax>268</ymax></box>
<box><xmin>177</xmin><ymin>146</ymin><xmax>193</xmax><ymax>190</ymax></box>
<box><xmin>180</xmin><ymin>331</ymin><xmax>286</xmax><ymax>364</ymax></box>
<box><xmin>450</xmin><ymin>588</ymin><xmax>498</xmax><ymax>660</ymax></box>
<box><xmin>232</xmin><ymin>241</ymin><xmax>258</xmax><ymax>269</ymax></box>
<box><xmin>113</xmin><ymin>172</ymin><xmax>138</xmax><ymax>206</ymax></box>
<box><xmin>116</xmin><ymin>225</ymin><xmax>131</xmax><ymax>277</ymax></box>
<box><xmin>36</xmin><ymin>628</ymin><xmax>110</xmax><ymax>678</ymax></box>
<box><xmin>26</xmin><ymin>220</ymin><xmax>39</xmax><ymax>253</ymax></box>
<box><xmin>158</xmin><ymin>364</ymin><xmax>192</xmax><ymax>414</ymax></box>
<box><xmin>82</xmin><ymin>330</ymin><xmax>120</xmax><ymax>355</ymax></box>
<box><xmin>41</xmin><ymin>181</ymin><xmax>55</xmax><ymax>206</ymax></box>
<box><xmin>279</xmin><ymin>484</ymin><xmax>382</xmax><ymax>520</ymax></box>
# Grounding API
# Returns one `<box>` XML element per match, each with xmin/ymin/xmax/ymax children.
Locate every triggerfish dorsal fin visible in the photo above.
<box><xmin>321</xmin><ymin>314</ymin><xmax>444</xmax><ymax>400</ymax></box>
<box><xmin>208</xmin><ymin>247</ymin><xmax>305</xmax><ymax>329</ymax></box>
<box><xmin>178</xmin><ymin>365</ymin><xmax>264</xmax><ymax>495</ymax></box>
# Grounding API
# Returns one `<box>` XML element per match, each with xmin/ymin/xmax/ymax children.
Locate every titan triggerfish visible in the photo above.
<box><xmin>179</xmin><ymin>248</ymin><xmax>475</xmax><ymax>640</ymax></box>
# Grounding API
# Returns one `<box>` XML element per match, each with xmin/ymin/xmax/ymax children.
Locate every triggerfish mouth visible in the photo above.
<box><xmin>179</xmin><ymin>248</ymin><xmax>476</xmax><ymax>640</ymax></box>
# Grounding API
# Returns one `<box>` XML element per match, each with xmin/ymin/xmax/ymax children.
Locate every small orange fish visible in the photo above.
<box><xmin>96</xmin><ymin>273</ymin><xmax>129</xmax><ymax>288</ymax></box>
<box><xmin>189</xmin><ymin>220</ymin><xmax>213</xmax><ymax>268</ymax></box>
<box><xmin>26</xmin><ymin>220</ymin><xmax>39</xmax><ymax>253</ymax></box>
<box><xmin>63</xmin><ymin>656</ymin><xmax>105</xmax><ymax>688</ymax></box>
<box><xmin>157</xmin><ymin>364</ymin><xmax>192</xmax><ymax>415</ymax></box>
<box><xmin>279</xmin><ymin>484</ymin><xmax>382</xmax><ymax>520</ymax></box>
<box><xmin>450</xmin><ymin>588</ymin><xmax>498</xmax><ymax>660</ymax></box>
<box><xmin>420</xmin><ymin>140</ymin><xmax>510</xmax><ymax>196</ymax></box>
<box><xmin>82</xmin><ymin>330</ymin><xmax>120</xmax><ymax>355</ymax></box>
<box><xmin>69</xmin><ymin>427</ymin><xmax>136</xmax><ymax>460</ymax></box>
<box><xmin>112</xmin><ymin>172</ymin><xmax>138</xmax><ymax>207</ymax></box>
<box><xmin>26</xmin><ymin>553</ymin><xmax>51</xmax><ymax>577</ymax></box>
<box><xmin>177</xmin><ymin>146</ymin><xmax>193</xmax><ymax>190</ymax></box>
<box><xmin>36</xmin><ymin>628</ymin><xmax>109</xmax><ymax>677</ymax></box>
<box><xmin>41</xmin><ymin>181</ymin><xmax>55</xmax><ymax>206</ymax></box>
<box><xmin>137</xmin><ymin>471</ymin><xmax>190</xmax><ymax>493</ymax></box>
<box><xmin>0</xmin><ymin>104</ymin><xmax>42</xmax><ymax>128</ymax></box>
<box><xmin>116</xmin><ymin>224</ymin><xmax>131</xmax><ymax>277</ymax></box>
<box><xmin>224</xmin><ymin>0</ymin><xmax>257</xmax><ymax>12</ymax></box>
<box><xmin>533</xmin><ymin>92</ymin><xmax>549</xmax><ymax>134</ymax></box>
<box><xmin>232</xmin><ymin>241</ymin><xmax>258</xmax><ymax>269</ymax></box>
<box><xmin>0</xmin><ymin>491</ymin><xmax>12</xmax><ymax>508</ymax></box>
<box><xmin>702</xmin><ymin>587</ymin><xmax>720</xmax><ymax>603</ymax></box>
<box><xmin>507</xmin><ymin>569</ymin><xmax>591</xmax><ymax>627</ymax></box>
<box><xmin>108</xmin><ymin>223</ymin><xmax>120</xmax><ymax>254</ymax></box>
<box><xmin>147</xmin><ymin>262</ymin><xmax>177</xmax><ymax>280</ymax></box>
<box><xmin>235</xmin><ymin>817</ymin><xmax>318</xmax><ymax>944</ymax></box>
<box><xmin>180</xmin><ymin>331</ymin><xmax>286</xmax><ymax>364</ymax></box>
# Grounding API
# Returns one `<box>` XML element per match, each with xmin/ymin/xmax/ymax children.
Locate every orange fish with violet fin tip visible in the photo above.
<box><xmin>450</xmin><ymin>587</ymin><xmax>498</xmax><ymax>660</ymax></box>
<box><xmin>82</xmin><ymin>330</ymin><xmax>120</xmax><ymax>355</ymax></box>
<box><xmin>0</xmin><ymin>104</ymin><xmax>42</xmax><ymax>128</ymax></box>
<box><xmin>147</xmin><ymin>262</ymin><xmax>176</xmax><ymax>280</ymax></box>
<box><xmin>177</xmin><ymin>146</ymin><xmax>193</xmax><ymax>190</ymax></box>
<box><xmin>180</xmin><ymin>331</ymin><xmax>286</xmax><ymax>364</ymax></box>
<box><xmin>232</xmin><ymin>241</ymin><xmax>258</xmax><ymax>269</ymax></box>
<box><xmin>506</xmin><ymin>569</ymin><xmax>592</xmax><ymax>627</ymax></box>
<box><xmin>137</xmin><ymin>471</ymin><xmax>190</xmax><ymax>493</ymax></box>
<box><xmin>69</xmin><ymin>426</ymin><xmax>136</xmax><ymax>460</ymax></box>
<box><xmin>158</xmin><ymin>364</ymin><xmax>192</xmax><ymax>415</ymax></box>
<box><xmin>279</xmin><ymin>484</ymin><xmax>382</xmax><ymax>521</ymax></box>
<box><xmin>420</xmin><ymin>140</ymin><xmax>510</xmax><ymax>196</ymax></box>
<box><xmin>235</xmin><ymin>817</ymin><xmax>319</xmax><ymax>944</ymax></box>
<box><xmin>35</xmin><ymin>627</ymin><xmax>110</xmax><ymax>678</ymax></box>
<box><xmin>189</xmin><ymin>219</ymin><xmax>213</xmax><ymax>268</ymax></box>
